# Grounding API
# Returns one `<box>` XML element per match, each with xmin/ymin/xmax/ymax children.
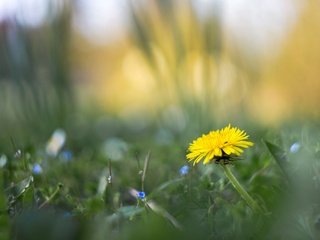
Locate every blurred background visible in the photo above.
<box><xmin>1</xmin><ymin>0</ymin><xmax>320</xmax><ymax>239</ymax></box>
<box><xmin>1</xmin><ymin>0</ymin><xmax>319</xmax><ymax>140</ymax></box>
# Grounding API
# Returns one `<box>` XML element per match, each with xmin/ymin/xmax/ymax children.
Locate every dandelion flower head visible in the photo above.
<box><xmin>187</xmin><ymin>124</ymin><xmax>253</xmax><ymax>165</ymax></box>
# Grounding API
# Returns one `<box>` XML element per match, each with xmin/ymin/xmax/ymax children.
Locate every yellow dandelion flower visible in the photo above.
<box><xmin>186</xmin><ymin>124</ymin><xmax>253</xmax><ymax>165</ymax></box>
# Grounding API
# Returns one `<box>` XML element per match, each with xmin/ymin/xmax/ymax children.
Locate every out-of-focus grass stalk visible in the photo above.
<box><xmin>141</xmin><ymin>150</ymin><xmax>151</xmax><ymax>192</ymax></box>
<box><xmin>128</xmin><ymin>1</ymin><xmax>225</xmax><ymax>131</ymax></box>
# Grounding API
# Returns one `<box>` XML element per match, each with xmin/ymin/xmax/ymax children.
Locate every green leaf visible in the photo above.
<box><xmin>106</xmin><ymin>206</ymin><xmax>145</xmax><ymax>223</ymax></box>
<box><xmin>263</xmin><ymin>140</ymin><xmax>288</xmax><ymax>178</ymax></box>
<box><xmin>117</xmin><ymin>206</ymin><xmax>144</xmax><ymax>218</ymax></box>
<box><xmin>9</xmin><ymin>176</ymin><xmax>34</xmax><ymax>199</ymax></box>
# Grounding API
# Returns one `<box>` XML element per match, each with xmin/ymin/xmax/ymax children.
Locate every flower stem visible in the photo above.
<box><xmin>39</xmin><ymin>183</ymin><xmax>63</xmax><ymax>209</ymax></box>
<box><xmin>222</xmin><ymin>165</ymin><xmax>264</xmax><ymax>214</ymax></box>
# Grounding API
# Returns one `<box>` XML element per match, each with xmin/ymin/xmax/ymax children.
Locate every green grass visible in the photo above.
<box><xmin>1</xmin><ymin>116</ymin><xmax>320</xmax><ymax>240</ymax></box>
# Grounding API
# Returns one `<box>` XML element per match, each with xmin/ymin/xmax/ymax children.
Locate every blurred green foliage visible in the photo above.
<box><xmin>0</xmin><ymin>5</ymin><xmax>73</xmax><ymax>149</ymax></box>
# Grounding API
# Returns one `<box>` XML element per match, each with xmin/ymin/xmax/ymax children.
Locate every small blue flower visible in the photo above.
<box><xmin>63</xmin><ymin>212</ymin><xmax>72</xmax><ymax>218</ymax></box>
<box><xmin>179</xmin><ymin>165</ymin><xmax>189</xmax><ymax>176</ymax></box>
<box><xmin>137</xmin><ymin>191</ymin><xmax>146</xmax><ymax>199</ymax></box>
<box><xmin>61</xmin><ymin>150</ymin><xmax>73</xmax><ymax>162</ymax></box>
<box><xmin>290</xmin><ymin>142</ymin><xmax>301</xmax><ymax>153</ymax></box>
<box><xmin>32</xmin><ymin>163</ymin><xmax>43</xmax><ymax>175</ymax></box>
